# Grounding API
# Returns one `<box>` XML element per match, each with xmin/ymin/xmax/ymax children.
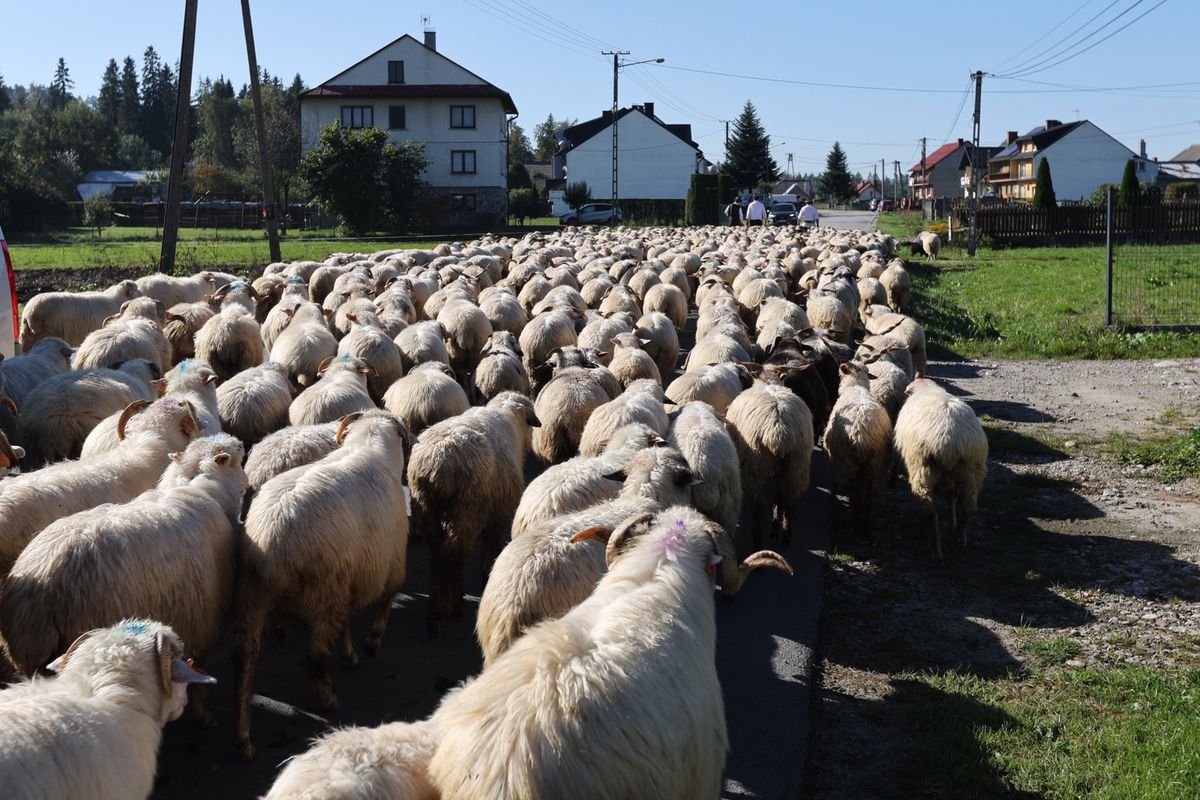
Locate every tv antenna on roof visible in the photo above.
<box><xmin>422</xmin><ymin>14</ymin><xmax>432</xmax><ymax>30</ymax></box>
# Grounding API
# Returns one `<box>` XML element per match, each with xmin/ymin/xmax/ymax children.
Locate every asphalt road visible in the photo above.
<box><xmin>152</xmin><ymin>469</ymin><xmax>830</xmax><ymax>799</ymax></box>
<box><xmin>821</xmin><ymin>209</ymin><xmax>880</xmax><ymax>232</ymax></box>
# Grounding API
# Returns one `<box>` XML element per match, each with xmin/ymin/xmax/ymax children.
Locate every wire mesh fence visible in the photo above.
<box><xmin>1110</xmin><ymin>241</ymin><xmax>1200</xmax><ymax>329</ymax></box>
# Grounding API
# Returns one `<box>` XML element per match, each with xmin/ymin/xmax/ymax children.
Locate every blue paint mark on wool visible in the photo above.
<box><xmin>120</xmin><ymin>620</ymin><xmax>150</xmax><ymax>635</ymax></box>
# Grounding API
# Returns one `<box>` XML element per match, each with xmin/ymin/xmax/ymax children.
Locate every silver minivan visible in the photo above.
<box><xmin>0</xmin><ymin>225</ymin><xmax>15</xmax><ymax>358</ymax></box>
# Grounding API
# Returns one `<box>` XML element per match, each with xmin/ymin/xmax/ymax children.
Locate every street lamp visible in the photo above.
<box><xmin>601</xmin><ymin>52</ymin><xmax>664</xmax><ymax>221</ymax></box>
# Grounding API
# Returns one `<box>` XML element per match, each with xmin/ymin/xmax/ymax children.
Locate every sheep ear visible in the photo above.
<box><xmin>214</xmin><ymin>452</ymin><xmax>232</xmax><ymax>466</ymax></box>
<box><xmin>606</xmin><ymin>511</ymin><xmax>656</xmax><ymax>567</ymax></box>
<box><xmin>48</xmin><ymin>630</ymin><xmax>95</xmax><ymax>673</ymax></box>
<box><xmin>526</xmin><ymin>410</ymin><xmax>541</xmax><ymax>428</ymax></box>
<box><xmin>569</xmin><ymin>526</ymin><xmax>613</xmax><ymax>544</ymax></box>
<box><xmin>0</xmin><ymin>395</ymin><xmax>18</xmax><ymax>416</ymax></box>
<box><xmin>335</xmin><ymin>412</ymin><xmax>365</xmax><ymax>446</ymax></box>
<box><xmin>152</xmin><ymin>378</ymin><xmax>168</xmax><ymax>397</ymax></box>
<box><xmin>316</xmin><ymin>356</ymin><xmax>335</xmax><ymax>375</ymax></box>
<box><xmin>117</xmin><ymin>399</ymin><xmax>151</xmax><ymax>440</ymax></box>
<box><xmin>639</xmin><ymin>337</ymin><xmax>652</xmax><ymax>347</ymax></box>
<box><xmin>601</xmin><ymin>468</ymin><xmax>626</xmax><ymax>482</ymax></box>
<box><xmin>204</xmin><ymin>373</ymin><xmax>219</xmax><ymax>385</ymax></box>
<box><xmin>102</xmin><ymin>313</ymin><xmax>120</xmax><ymax>327</ymax></box>
<box><xmin>839</xmin><ymin>363</ymin><xmax>852</xmax><ymax>375</ymax></box>
<box><xmin>168</xmin><ymin>451</ymin><xmax>183</xmax><ymax>463</ymax></box>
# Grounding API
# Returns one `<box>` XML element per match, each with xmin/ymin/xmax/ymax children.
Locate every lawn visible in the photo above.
<box><xmin>901</xmin><ymin>667</ymin><xmax>1200</xmax><ymax>799</ymax></box>
<box><xmin>907</xmin><ymin>246</ymin><xmax>1200</xmax><ymax>359</ymax></box>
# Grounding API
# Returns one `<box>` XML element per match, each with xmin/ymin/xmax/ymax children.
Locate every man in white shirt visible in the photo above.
<box><xmin>799</xmin><ymin>200</ymin><xmax>820</xmax><ymax>227</ymax></box>
<box><xmin>745</xmin><ymin>195</ymin><xmax>767</xmax><ymax>226</ymax></box>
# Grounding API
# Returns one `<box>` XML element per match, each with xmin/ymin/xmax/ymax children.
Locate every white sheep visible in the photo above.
<box><xmin>288</xmin><ymin>355</ymin><xmax>375</xmax><ymax>426</ymax></box>
<box><xmin>216</xmin><ymin>361</ymin><xmax>294</xmax><ymax>445</ymax></box>
<box><xmin>607</xmin><ymin>331</ymin><xmax>662</xmax><ymax>388</ymax></box>
<box><xmin>642</xmin><ymin>281</ymin><xmax>688</xmax><ymax>330</ymax></box>
<box><xmin>805</xmin><ymin>294</ymin><xmax>852</xmax><ymax>343</ymax></box>
<box><xmin>163</xmin><ymin>301</ymin><xmax>216</xmax><ymax>364</ymax></box>
<box><xmin>407</xmin><ymin>392</ymin><xmax>538</xmax><ymax>636</ymax></box>
<box><xmin>685</xmin><ymin>332</ymin><xmax>751</xmax><ymax>372</ymax></box>
<box><xmin>880</xmin><ymin>260</ymin><xmax>911</xmax><ymax>312</ymax></box>
<box><xmin>0</xmin><ymin>435</ymin><xmax>245</xmax><ymax>686</ymax></box>
<box><xmin>635</xmin><ymin>310</ymin><xmax>680</xmax><ymax>384</ymax></box>
<box><xmin>0</xmin><ymin>337</ymin><xmax>74</xmax><ymax>407</ymax></box>
<box><xmin>383</xmin><ymin>361</ymin><xmax>470</xmax><ymax>435</ymax></box>
<box><xmin>668</xmin><ymin>400</ymin><xmax>743</xmax><ymax>535</ymax></box>
<box><xmin>72</xmin><ymin>314</ymin><xmax>172</xmax><ymax>374</ymax></box>
<box><xmin>726</xmin><ymin>366</ymin><xmax>814</xmax><ymax>547</ymax></box>
<box><xmin>665</xmin><ymin>362</ymin><xmax>752</xmax><ymax>415</ymax></box>
<box><xmin>519</xmin><ymin>308</ymin><xmax>577</xmax><ymax>393</ymax></box>
<box><xmin>532</xmin><ymin>365</ymin><xmax>614</xmax><ymax>464</ymax></box>
<box><xmin>822</xmin><ymin>363</ymin><xmax>893</xmax><ymax>536</ymax></box>
<box><xmin>15</xmin><ymin>359</ymin><xmax>162</xmax><ymax>466</ymax></box>
<box><xmin>0</xmin><ymin>397</ymin><xmax>200</xmax><ymax>576</ymax></box>
<box><xmin>477</xmin><ymin>446</ymin><xmax>697</xmax><ymax>665</ymax></box>
<box><xmin>243</xmin><ymin>421</ymin><xmax>339</xmax><ymax>498</ymax></box>
<box><xmin>19</xmin><ymin>280</ymin><xmax>141</xmax><ymax>349</ymax></box>
<box><xmin>437</xmin><ymin>298</ymin><xmax>492</xmax><ymax>390</ymax></box>
<box><xmin>0</xmin><ymin>618</ymin><xmax>216</xmax><ymax>800</ymax></box>
<box><xmin>432</xmin><ymin>507</ymin><xmax>791</xmax><ymax>799</ymax></box>
<box><xmin>863</xmin><ymin>304</ymin><xmax>928</xmax><ymax>376</ymax></box>
<box><xmin>473</xmin><ymin>331</ymin><xmax>530</xmax><ymax>401</ymax></box>
<box><xmin>236</xmin><ymin>410</ymin><xmax>410</xmax><ymax>760</ymax></box>
<box><xmin>338</xmin><ymin>313</ymin><xmax>403</xmax><ymax>403</ymax></box>
<box><xmin>269</xmin><ymin>301</ymin><xmax>339</xmax><ymax>387</ymax></box>
<box><xmin>194</xmin><ymin>305</ymin><xmax>265</xmax><ymax>383</ymax></box>
<box><xmin>917</xmin><ymin>230</ymin><xmax>941</xmax><ymax>259</ymax></box>
<box><xmin>137</xmin><ymin>270</ymin><xmax>231</xmax><ymax>307</ymax></box>
<box><xmin>893</xmin><ymin>378</ymin><xmax>988</xmax><ymax>560</ymax></box>
<box><xmin>578</xmin><ymin>378</ymin><xmax>668</xmax><ymax>456</ymax></box>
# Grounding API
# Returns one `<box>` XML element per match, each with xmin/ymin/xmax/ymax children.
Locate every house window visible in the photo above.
<box><xmin>450</xmin><ymin>105</ymin><xmax>476</xmax><ymax>129</ymax></box>
<box><xmin>388</xmin><ymin>105</ymin><xmax>406</xmax><ymax>130</ymax></box>
<box><xmin>388</xmin><ymin>61</ymin><xmax>404</xmax><ymax>84</ymax></box>
<box><xmin>451</xmin><ymin>194</ymin><xmax>477</xmax><ymax>211</ymax></box>
<box><xmin>451</xmin><ymin>150</ymin><xmax>477</xmax><ymax>174</ymax></box>
<box><xmin>340</xmin><ymin>106</ymin><xmax>373</xmax><ymax>129</ymax></box>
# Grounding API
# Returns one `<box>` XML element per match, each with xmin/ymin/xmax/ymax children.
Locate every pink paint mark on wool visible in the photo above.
<box><xmin>654</xmin><ymin>518</ymin><xmax>690</xmax><ymax>562</ymax></box>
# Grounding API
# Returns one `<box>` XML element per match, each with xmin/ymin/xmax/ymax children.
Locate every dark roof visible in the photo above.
<box><xmin>990</xmin><ymin>120</ymin><xmax>1087</xmax><ymax>161</ymax></box>
<box><xmin>772</xmin><ymin>179</ymin><xmax>813</xmax><ymax>197</ymax></box>
<box><xmin>908</xmin><ymin>140</ymin><xmax>966</xmax><ymax>174</ymax></box>
<box><xmin>301</xmin><ymin>83</ymin><xmax>517</xmax><ymax>114</ymax></box>
<box><xmin>956</xmin><ymin>144</ymin><xmax>1003</xmax><ymax>170</ymax></box>
<box><xmin>1170</xmin><ymin>144</ymin><xmax>1200</xmax><ymax>162</ymax></box>
<box><xmin>558</xmin><ymin>106</ymin><xmax>700</xmax><ymax>155</ymax></box>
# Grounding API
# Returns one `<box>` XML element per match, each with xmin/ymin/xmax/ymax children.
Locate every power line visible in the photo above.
<box><xmin>1002</xmin><ymin>0</ymin><xmax>1169</xmax><ymax>79</ymax></box>
<box><xmin>992</xmin><ymin>0</ymin><xmax>1098</xmax><ymax>72</ymax></box>
<box><xmin>655</xmin><ymin>64</ymin><xmax>974</xmax><ymax>94</ymax></box>
<box><xmin>938</xmin><ymin>77</ymin><xmax>974</xmax><ymax>146</ymax></box>
<box><xmin>995</xmin><ymin>0</ymin><xmax>1124</xmax><ymax>76</ymax></box>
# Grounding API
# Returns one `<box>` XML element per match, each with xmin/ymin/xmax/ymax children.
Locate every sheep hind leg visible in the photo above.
<box><xmin>189</xmin><ymin>683</ymin><xmax>218</xmax><ymax>728</ymax></box>
<box><xmin>339</xmin><ymin>625</ymin><xmax>359</xmax><ymax>669</ymax></box>
<box><xmin>363</xmin><ymin>591</ymin><xmax>398</xmax><ymax>658</ymax></box>
<box><xmin>927</xmin><ymin>498</ymin><xmax>944</xmax><ymax>563</ymax></box>
<box><xmin>232</xmin><ymin>586</ymin><xmax>269</xmax><ymax>761</ymax></box>
<box><xmin>306</xmin><ymin>618</ymin><xmax>342</xmax><ymax>712</ymax></box>
<box><xmin>426</xmin><ymin>525</ymin><xmax>465</xmax><ymax>638</ymax></box>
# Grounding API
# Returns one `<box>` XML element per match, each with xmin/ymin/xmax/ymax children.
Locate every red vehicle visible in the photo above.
<box><xmin>0</xmin><ymin>224</ymin><xmax>16</xmax><ymax>358</ymax></box>
<box><xmin>876</xmin><ymin>199</ymin><xmax>895</xmax><ymax>212</ymax></box>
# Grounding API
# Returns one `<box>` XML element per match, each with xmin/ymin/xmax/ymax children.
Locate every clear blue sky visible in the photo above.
<box><xmin>4</xmin><ymin>0</ymin><xmax>1199</xmax><ymax>176</ymax></box>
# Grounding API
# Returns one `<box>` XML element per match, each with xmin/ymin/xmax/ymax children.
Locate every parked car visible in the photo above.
<box><xmin>769</xmin><ymin>202</ymin><xmax>798</xmax><ymax>226</ymax></box>
<box><xmin>877</xmin><ymin>199</ymin><xmax>895</xmax><ymax>212</ymax></box>
<box><xmin>559</xmin><ymin>203</ymin><xmax>622</xmax><ymax>225</ymax></box>
<box><xmin>0</xmin><ymin>224</ymin><xmax>16</xmax><ymax>358</ymax></box>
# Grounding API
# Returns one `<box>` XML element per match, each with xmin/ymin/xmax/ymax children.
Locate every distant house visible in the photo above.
<box><xmin>854</xmin><ymin>180</ymin><xmax>884</xmax><ymax>203</ymax></box>
<box><xmin>523</xmin><ymin>162</ymin><xmax>554</xmax><ymax>193</ymax></box>
<box><xmin>555</xmin><ymin>103</ymin><xmax>706</xmax><ymax>201</ymax></box>
<box><xmin>1169</xmin><ymin>144</ymin><xmax>1200</xmax><ymax>162</ymax></box>
<box><xmin>76</xmin><ymin>170</ymin><xmax>163</xmax><ymax>202</ymax></box>
<box><xmin>1155</xmin><ymin>143</ymin><xmax>1200</xmax><ymax>192</ymax></box>
<box><xmin>771</xmin><ymin>179</ymin><xmax>813</xmax><ymax>201</ymax></box>
<box><xmin>299</xmin><ymin>31</ymin><xmax>517</xmax><ymax>224</ymax></box>
<box><xmin>986</xmin><ymin>120</ymin><xmax>1156</xmax><ymax>202</ymax></box>
<box><xmin>908</xmin><ymin>139</ymin><xmax>970</xmax><ymax>200</ymax></box>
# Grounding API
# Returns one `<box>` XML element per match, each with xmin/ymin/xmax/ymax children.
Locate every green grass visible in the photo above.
<box><xmin>507</xmin><ymin>217</ymin><xmax>559</xmax><ymax>226</ymax></box>
<box><xmin>908</xmin><ymin>247</ymin><xmax>1200</xmax><ymax>359</ymax></box>
<box><xmin>6</xmin><ymin>225</ymin><xmax>349</xmax><ymax>245</ymax></box>
<box><xmin>1106</xmin><ymin>428</ymin><xmax>1200</xmax><ymax>481</ymax></box>
<box><xmin>1022</xmin><ymin>635</ymin><xmax>1082</xmax><ymax>666</ymax></box>
<box><xmin>876</xmin><ymin>210</ymin><xmax>928</xmax><ymax>240</ymax></box>
<box><xmin>904</xmin><ymin>667</ymin><xmax>1200</xmax><ymax>799</ymax></box>
<box><xmin>8</xmin><ymin>236</ymin><xmax>430</xmax><ymax>270</ymax></box>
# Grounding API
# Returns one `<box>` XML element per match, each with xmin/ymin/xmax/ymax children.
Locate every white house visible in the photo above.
<box><xmin>986</xmin><ymin>120</ymin><xmax>1156</xmax><ymax>202</ymax></box>
<box><xmin>299</xmin><ymin>31</ymin><xmax>517</xmax><ymax>223</ymax></box>
<box><xmin>554</xmin><ymin>103</ymin><xmax>706</xmax><ymax>201</ymax></box>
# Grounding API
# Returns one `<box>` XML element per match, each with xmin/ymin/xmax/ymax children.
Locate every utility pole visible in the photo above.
<box><xmin>601</xmin><ymin>50</ymin><xmax>628</xmax><ymax>212</ymax></box>
<box><xmin>919</xmin><ymin>137</ymin><xmax>927</xmax><ymax>198</ymax></box>
<box><xmin>893</xmin><ymin>160</ymin><xmax>900</xmax><ymax>203</ymax></box>
<box><xmin>786</xmin><ymin>152</ymin><xmax>794</xmax><ymax>180</ymax></box>
<box><xmin>880</xmin><ymin>158</ymin><xmax>886</xmax><ymax>202</ymax></box>
<box><xmin>968</xmin><ymin>70</ymin><xmax>983</xmax><ymax>257</ymax></box>
<box><xmin>242</xmin><ymin>0</ymin><xmax>281</xmax><ymax>263</ymax></box>
<box><xmin>160</xmin><ymin>0</ymin><xmax>198</xmax><ymax>274</ymax></box>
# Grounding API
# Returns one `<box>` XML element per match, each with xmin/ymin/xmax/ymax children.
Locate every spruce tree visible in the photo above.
<box><xmin>48</xmin><ymin>57</ymin><xmax>73</xmax><ymax>109</ymax></box>
<box><xmin>819</xmin><ymin>142</ymin><xmax>854</xmax><ymax>204</ymax></box>
<box><xmin>723</xmin><ymin>101</ymin><xmax>779</xmax><ymax>186</ymax></box>
<box><xmin>1118</xmin><ymin>158</ymin><xmax>1139</xmax><ymax>207</ymax></box>
<box><xmin>118</xmin><ymin>56</ymin><xmax>140</xmax><ymax>136</ymax></box>
<box><xmin>98</xmin><ymin>59</ymin><xmax>121</xmax><ymax>127</ymax></box>
<box><xmin>0</xmin><ymin>73</ymin><xmax>11</xmax><ymax>114</ymax></box>
<box><xmin>1032</xmin><ymin>158</ymin><xmax>1056</xmax><ymax>209</ymax></box>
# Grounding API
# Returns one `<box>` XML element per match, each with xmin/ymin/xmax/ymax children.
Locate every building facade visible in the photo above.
<box><xmin>299</xmin><ymin>32</ymin><xmax>517</xmax><ymax>224</ymax></box>
<box><xmin>555</xmin><ymin>104</ymin><xmax>705</xmax><ymax>201</ymax></box>
<box><xmin>908</xmin><ymin>139</ymin><xmax>969</xmax><ymax>200</ymax></box>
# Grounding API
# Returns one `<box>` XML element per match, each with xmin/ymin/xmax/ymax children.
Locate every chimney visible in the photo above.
<box><xmin>424</xmin><ymin>30</ymin><xmax>437</xmax><ymax>51</ymax></box>
<box><xmin>1140</xmin><ymin>138</ymin><xmax>1147</xmax><ymax>159</ymax></box>
<box><xmin>643</xmin><ymin>102</ymin><xmax>654</xmax><ymax>119</ymax></box>
<box><xmin>1005</xmin><ymin>131</ymin><xmax>1018</xmax><ymax>145</ymax></box>
<box><xmin>1045</xmin><ymin>119</ymin><xmax>1061</xmax><ymax>130</ymax></box>
<box><xmin>957</xmin><ymin>138</ymin><xmax>964</xmax><ymax>147</ymax></box>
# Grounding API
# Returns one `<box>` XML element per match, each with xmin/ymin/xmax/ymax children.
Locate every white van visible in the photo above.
<box><xmin>0</xmin><ymin>225</ymin><xmax>15</xmax><ymax>358</ymax></box>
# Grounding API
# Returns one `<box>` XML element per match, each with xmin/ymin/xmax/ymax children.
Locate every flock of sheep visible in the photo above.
<box><xmin>0</xmin><ymin>221</ymin><xmax>985</xmax><ymax>799</ymax></box>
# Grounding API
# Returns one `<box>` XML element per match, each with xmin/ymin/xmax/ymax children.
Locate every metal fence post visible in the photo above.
<box><xmin>1105</xmin><ymin>186</ymin><xmax>1115</xmax><ymax>327</ymax></box>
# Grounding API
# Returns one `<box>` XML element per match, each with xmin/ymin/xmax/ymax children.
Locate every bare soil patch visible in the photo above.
<box><xmin>805</xmin><ymin>358</ymin><xmax>1200</xmax><ymax>798</ymax></box>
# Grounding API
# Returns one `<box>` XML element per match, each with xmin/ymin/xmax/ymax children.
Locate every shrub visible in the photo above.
<box><xmin>508</xmin><ymin>187</ymin><xmax>542</xmax><ymax>225</ymax></box>
<box><xmin>82</xmin><ymin>194</ymin><xmax>114</xmax><ymax>237</ymax></box>
<box><xmin>685</xmin><ymin>173</ymin><xmax>720</xmax><ymax>225</ymax></box>
<box><xmin>564</xmin><ymin>181</ymin><xmax>591</xmax><ymax>215</ymax></box>
<box><xmin>1164</xmin><ymin>181</ymin><xmax>1199</xmax><ymax>201</ymax></box>
<box><xmin>1118</xmin><ymin>159</ymin><xmax>1139</xmax><ymax>208</ymax></box>
<box><xmin>1032</xmin><ymin>159</ymin><xmax>1056</xmax><ymax>209</ymax></box>
<box><xmin>508</xmin><ymin>161</ymin><xmax>532</xmax><ymax>191</ymax></box>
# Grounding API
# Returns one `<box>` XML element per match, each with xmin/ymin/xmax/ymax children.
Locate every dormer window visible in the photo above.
<box><xmin>388</xmin><ymin>60</ymin><xmax>404</xmax><ymax>84</ymax></box>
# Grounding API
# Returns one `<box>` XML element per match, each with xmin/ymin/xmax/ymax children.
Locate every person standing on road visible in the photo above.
<box><xmin>745</xmin><ymin>195</ymin><xmax>767</xmax><ymax>226</ymax></box>
<box><xmin>725</xmin><ymin>197</ymin><xmax>743</xmax><ymax>226</ymax></box>
<box><xmin>799</xmin><ymin>199</ymin><xmax>820</xmax><ymax>227</ymax></box>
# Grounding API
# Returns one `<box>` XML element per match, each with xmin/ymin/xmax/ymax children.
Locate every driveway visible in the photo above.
<box><xmin>821</xmin><ymin>209</ymin><xmax>879</xmax><ymax>232</ymax></box>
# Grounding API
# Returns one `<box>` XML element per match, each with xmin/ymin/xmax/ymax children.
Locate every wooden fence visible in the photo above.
<box><xmin>951</xmin><ymin>200</ymin><xmax>1200</xmax><ymax>246</ymax></box>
